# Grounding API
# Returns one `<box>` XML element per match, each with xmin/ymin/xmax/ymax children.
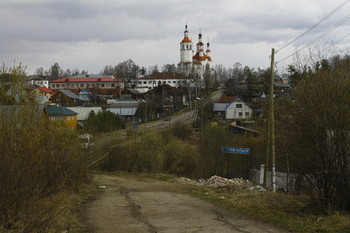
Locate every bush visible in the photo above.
<box><xmin>0</xmin><ymin>105</ymin><xmax>90</xmax><ymax>231</ymax></box>
<box><xmin>169</xmin><ymin>122</ymin><xmax>193</xmax><ymax>140</ymax></box>
<box><xmin>99</xmin><ymin>131</ymin><xmax>199</xmax><ymax>177</ymax></box>
<box><xmin>84</xmin><ymin>110</ymin><xmax>124</xmax><ymax>133</ymax></box>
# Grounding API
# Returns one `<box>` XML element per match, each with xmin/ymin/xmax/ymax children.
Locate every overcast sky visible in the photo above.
<box><xmin>1</xmin><ymin>0</ymin><xmax>350</xmax><ymax>74</ymax></box>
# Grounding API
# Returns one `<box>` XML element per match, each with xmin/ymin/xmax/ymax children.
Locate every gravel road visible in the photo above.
<box><xmin>83</xmin><ymin>174</ymin><xmax>287</xmax><ymax>233</ymax></box>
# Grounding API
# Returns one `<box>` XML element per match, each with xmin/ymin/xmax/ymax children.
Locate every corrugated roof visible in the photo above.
<box><xmin>37</xmin><ymin>86</ymin><xmax>55</xmax><ymax>94</ymax></box>
<box><xmin>107</xmin><ymin>108</ymin><xmax>137</xmax><ymax>116</ymax></box>
<box><xmin>51</xmin><ymin>76</ymin><xmax>122</xmax><ymax>83</ymax></box>
<box><xmin>46</xmin><ymin>105</ymin><xmax>77</xmax><ymax>116</ymax></box>
<box><xmin>67</xmin><ymin>107</ymin><xmax>102</xmax><ymax>120</ymax></box>
<box><xmin>213</xmin><ymin>103</ymin><xmax>229</xmax><ymax>112</ymax></box>
<box><xmin>59</xmin><ymin>90</ymin><xmax>79</xmax><ymax>99</ymax></box>
<box><xmin>142</xmin><ymin>72</ymin><xmax>188</xmax><ymax>80</ymax></box>
<box><xmin>0</xmin><ymin>105</ymin><xmax>45</xmax><ymax>120</ymax></box>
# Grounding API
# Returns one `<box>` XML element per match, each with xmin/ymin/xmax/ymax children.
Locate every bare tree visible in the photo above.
<box><xmin>279</xmin><ymin>55</ymin><xmax>350</xmax><ymax>213</ymax></box>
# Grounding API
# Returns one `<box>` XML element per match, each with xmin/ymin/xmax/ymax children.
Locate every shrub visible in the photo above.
<box><xmin>0</xmin><ymin>105</ymin><xmax>90</xmax><ymax>231</ymax></box>
<box><xmin>84</xmin><ymin>110</ymin><xmax>124</xmax><ymax>133</ymax></box>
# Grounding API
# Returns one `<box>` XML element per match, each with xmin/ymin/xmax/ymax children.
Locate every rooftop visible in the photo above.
<box><xmin>45</xmin><ymin>105</ymin><xmax>78</xmax><ymax>116</ymax></box>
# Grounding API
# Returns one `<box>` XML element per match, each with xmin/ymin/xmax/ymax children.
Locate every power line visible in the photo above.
<box><xmin>326</xmin><ymin>31</ymin><xmax>350</xmax><ymax>50</ymax></box>
<box><xmin>277</xmin><ymin>13</ymin><xmax>350</xmax><ymax>63</ymax></box>
<box><xmin>277</xmin><ymin>0</ymin><xmax>350</xmax><ymax>53</ymax></box>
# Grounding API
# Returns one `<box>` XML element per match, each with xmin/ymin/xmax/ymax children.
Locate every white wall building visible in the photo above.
<box><xmin>127</xmin><ymin>72</ymin><xmax>196</xmax><ymax>94</ymax></box>
<box><xmin>178</xmin><ymin>25</ymin><xmax>212</xmax><ymax>80</ymax></box>
<box><xmin>213</xmin><ymin>97</ymin><xmax>252</xmax><ymax>120</ymax></box>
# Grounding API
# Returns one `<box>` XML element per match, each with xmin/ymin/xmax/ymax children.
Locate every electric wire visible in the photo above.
<box><xmin>277</xmin><ymin>13</ymin><xmax>350</xmax><ymax>63</ymax></box>
<box><xmin>276</xmin><ymin>0</ymin><xmax>350</xmax><ymax>53</ymax></box>
<box><xmin>326</xmin><ymin>31</ymin><xmax>350</xmax><ymax>50</ymax></box>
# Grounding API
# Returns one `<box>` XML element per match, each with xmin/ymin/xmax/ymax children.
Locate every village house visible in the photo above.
<box><xmin>50</xmin><ymin>90</ymin><xmax>84</xmax><ymax>106</ymax></box>
<box><xmin>45</xmin><ymin>105</ymin><xmax>78</xmax><ymax>132</ymax></box>
<box><xmin>26</xmin><ymin>75</ymin><xmax>50</xmax><ymax>88</ymax></box>
<box><xmin>213</xmin><ymin>96</ymin><xmax>252</xmax><ymax>120</ymax></box>
<box><xmin>29</xmin><ymin>85</ymin><xmax>55</xmax><ymax>104</ymax></box>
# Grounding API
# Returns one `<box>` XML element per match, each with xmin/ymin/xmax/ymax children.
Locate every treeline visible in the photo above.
<box><xmin>33</xmin><ymin>59</ymin><xmax>178</xmax><ymax>81</ymax></box>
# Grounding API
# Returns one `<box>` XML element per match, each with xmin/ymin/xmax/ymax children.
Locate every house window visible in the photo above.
<box><xmin>239</xmin><ymin>112</ymin><xmax>243</xmax><ymax>117</ymax></box>
<box><xmin>80</xmin><ymin>84</ymin><xmax>84</xmax><ymax>87</ymax></box>
<box><xmin>163</xmin><ymin>81</ymin><xmax>166</xmax><ymax>84</ymax></box>
<box><xmin>87</xmin><ymin>84</ymin><xmax>90</xmax><ymax>87</ymax></box>
<box><xmin>49</xmin><ymin>116</ymin><xmax>65</xmax><ymax>121</ymax></box>
<box><xmin>236</xmin><ymin>104</ymin><xmax>242</xmax><ymax>108</ymax></box>
<box><xmin>101</xmin><ymin>83</ymin><xmax>105</xmax><ymax>87</ymax></box>
<box><xmin>143</xmin><ymin>81</ymin><xmax>147</xmax><ymax>84</ymax></box>
<box><xmin>173</xmin><ymin>81</ymin><xmax>176</xmax><ymax>83</ymax></box>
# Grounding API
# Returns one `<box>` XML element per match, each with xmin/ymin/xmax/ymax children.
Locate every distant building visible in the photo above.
<box><xmin>29</xmin><ymin>85</ymin><xmax>55</xmax><ymax>104</ymax></box>
<box><xmin>49</xmin><ymin>74</ymin><xmax>124</xmax><ymax>97</ymax></box>
<box><xmin>178</xmin><ymin>25</ymin><xmax>212</xmax><ymax>79</ymax></box>
<box><xmin>45</xmin><ymin>105</ymin><xmax>78</xmax><ymax>132</ymax></box>
<box><xmin>213</xmin><ymin>96</ymin><xmax>252</xmax><ymax>120</ymax></box>
<box><xmin>26</xmin><ymin>75</ymin><xmax>50</xmax><ymax>88</ymax></box>
<box><xmin>50</xmin><ymin>90</ymin><xmax>83</xmax><ymax>106</ymax></box>
<box><xmin>78</xmin><ymin>89</ymin><xmax>92</xmax><ymax>101</ymax></box>
<box><xmin>127</xmin><ymin>72</ymin><xmax>195</xmax><ymax>93</ymax></box>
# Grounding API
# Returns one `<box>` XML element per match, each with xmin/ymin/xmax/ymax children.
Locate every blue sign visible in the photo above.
<box><xmin>222</xmin><ymin>146</ymin><xmax>250</xmax><ymax>154</ymax></box>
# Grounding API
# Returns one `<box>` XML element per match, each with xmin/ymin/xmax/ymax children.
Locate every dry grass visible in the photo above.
<box><xmin>191</xmin><ymin>186</ymin><xmax>350</xmax><ymax>233</ymax></box>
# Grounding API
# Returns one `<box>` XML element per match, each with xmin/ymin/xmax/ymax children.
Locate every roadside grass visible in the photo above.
<box><xmin>191</xmin><ymin>186</ymin><xmax>350</xmax><ymax>233</ymax></box>
<box><xmin>50</xmin><ymin>184</ymin><xmax>99</xmax><ymax>233</ymax></box>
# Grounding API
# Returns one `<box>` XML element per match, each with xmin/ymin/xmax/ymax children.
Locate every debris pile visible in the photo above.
<box><xmin>201</xmin><ymin>175</ymin><xmax>253</xmax><ymax>189</ymax></box>
<box><xmin>175</xmin><ymin>175</ymin><xmax>259</xmax><ymax>190</ymax></box>
<box><xmin>174</xmin><ymin>177</ymin><xmax>200</xmax><ymax>186</ymax></box>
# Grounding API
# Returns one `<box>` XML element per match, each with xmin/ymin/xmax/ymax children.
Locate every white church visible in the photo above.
<box><xmin>127</xmin><ymin>25</ymin><xmax>212</xmax><ymax>93</ymax></box>
<box><xmin>178</xmin><ymin>24</ymin><xmax>212</xmax><ymax>79</ymax></box>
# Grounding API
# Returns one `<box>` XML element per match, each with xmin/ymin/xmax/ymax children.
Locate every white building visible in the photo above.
<box><xmin>26</xmin><ymin>75</ymin><xmax>50</xmax><ymax>88</ymax></box>
<box><xmin>178</xmin><ymin>25</ymin><xmax>212</xmax><ymax>79</ymax></box>
<box><xmin>213</xmin><ymin>97</ymin><xmax>252</xmax><ymax>120</ymax></box>
<box><xmin>127</xmin><ymin>72</ymin><xmax>196</xmax><ymax>94</ymax></box>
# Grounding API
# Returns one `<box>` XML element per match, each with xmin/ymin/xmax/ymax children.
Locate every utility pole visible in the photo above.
<box><xmin>269</xmin><ymin>48</ymin><xmax>276</xmax><ymax>192</ymax></box>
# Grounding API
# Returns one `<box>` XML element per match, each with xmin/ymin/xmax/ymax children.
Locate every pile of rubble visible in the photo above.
<box><xmin>200</xmin><ymin>175</ymin><xmax>253</xmax><ymax>189</ymax></box>
<box><xmin>174</xmin><ymin>177</ymin><xmax>200</xmax><ymax>186</ymax></box>
<box><xmin>175</xmin><ymin>175</ymin><xmax>266</xmax><ymax>191</ymax></box>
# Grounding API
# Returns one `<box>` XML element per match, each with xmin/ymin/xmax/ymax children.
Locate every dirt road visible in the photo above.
<box><xmin>83</xmin><ymin>174</ymin><xmax>287</xmax><ymax>233</ymax></box>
